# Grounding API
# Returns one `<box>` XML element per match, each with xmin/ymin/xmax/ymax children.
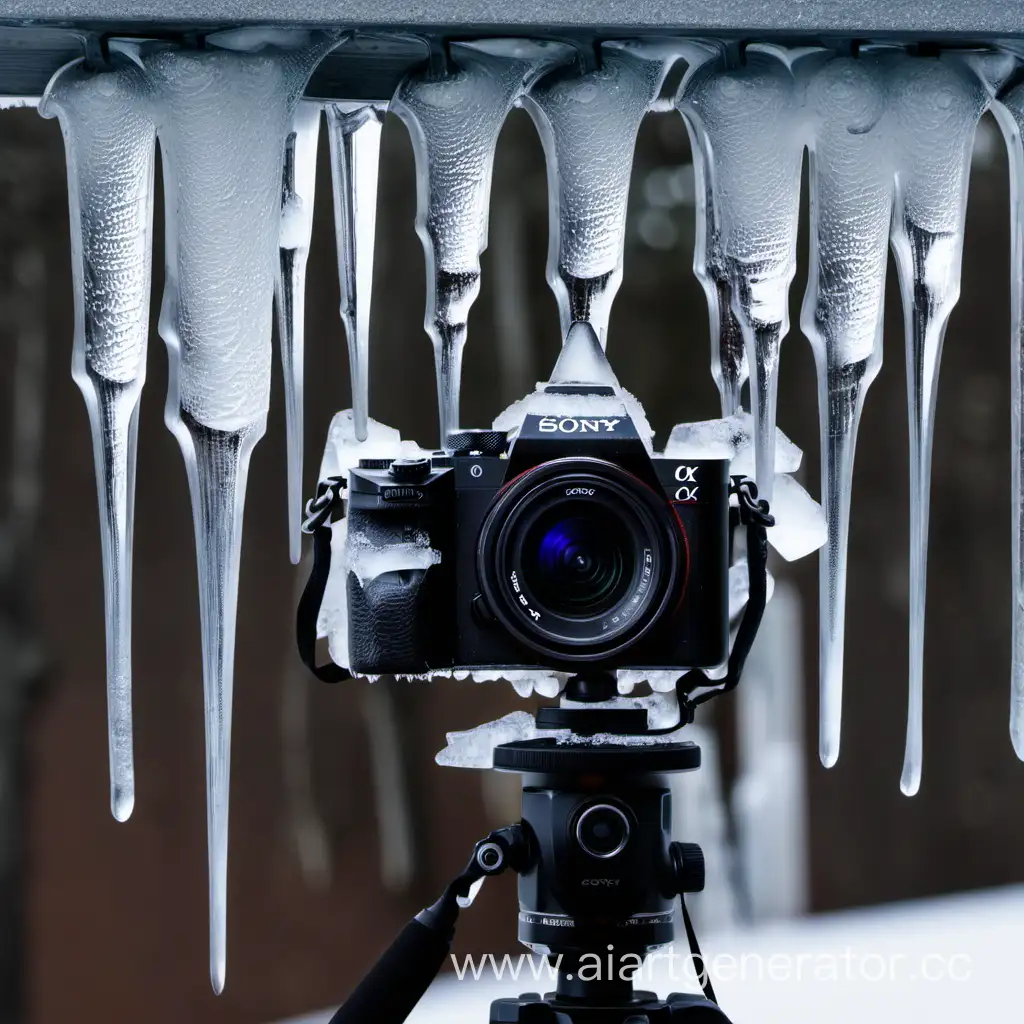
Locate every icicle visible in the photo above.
<box><xmin>888</xmin><ymin>52</ymin><xmax>1006</xmax><ymax>795</ymax></box>
<box><xmin>678</xmin><ymin>45</ymin><xmax>810</xmax><ymax>501</ymax></box>
<box><xmin>325</xmin><ymin>102</ymin><xmax>384</xmax><ymax>444</ymax></box>
<box><xmin>117</xmin><ymin>30</ymin><xmax>339</xmax><ymax>993</ymax></box>
<box><xmin>40</xmin><ymin>58</ymin><xmax>156</xmax><ymax>823</ymax></box>
<box><xmin>985</xmin><ymin>64</ymin><xmax>1024</xmax><ymax>759</ymax></box>
<box><xmin>799</xmin><ymin>52</ymin><xmax>892</xmax><ymax>769</ymax></box>
<box><xmin>677</xmin><ymin>44</ymin><xmax>747</xmax><ymax>416</ymax></box>
<box><xmin>277</xmin><ymin>99</ymin><xmax>321</xmax><ymax>565</ymax></box>
<box><xmin>523</xmin><ymin>40</ymin><xmax>685</xmax><ymax>345</ymax></box>
<box><xmin>393</xmin><ymin>39</ymin><xmax>573</xmax><ymax>441</ymax></box>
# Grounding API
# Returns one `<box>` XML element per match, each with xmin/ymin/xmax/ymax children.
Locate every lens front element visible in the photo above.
<box><xmin>524</xmin><ymin>505</ymin><xmax>633</xmax><ymax>619</ymax></box>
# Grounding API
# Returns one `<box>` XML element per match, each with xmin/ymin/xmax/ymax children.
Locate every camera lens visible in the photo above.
<box><xmin>477</xmin><ymin>458</ymin><xmax>684</xmax><ymax>661</ymax></box>
<box><xmin>522</xmin><ymin>506</ymin><xmax>632</xmax><ymax>618</ymax></box>
<box><xmin>575</xmin><ymin>803</ymin><xmax>631</xmax><ymax>859</ymax></box>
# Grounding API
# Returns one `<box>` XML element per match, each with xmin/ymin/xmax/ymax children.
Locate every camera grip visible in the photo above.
<box><xmin>347</xmin><ymin>568</ymin><xmax>432</xmax><ymax>674</ymax></box>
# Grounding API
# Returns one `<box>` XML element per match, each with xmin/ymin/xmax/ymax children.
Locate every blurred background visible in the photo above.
<box><xmin>0</xmin><ymin>97</ymin><xmax>1020</xmax><ymax>1023</ymax></box>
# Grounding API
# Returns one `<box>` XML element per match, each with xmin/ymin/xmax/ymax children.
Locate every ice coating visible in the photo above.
<box><xmin>326</xmin><ymin>103</ymin><xmax>384</xmax><ymax>443</ymax></box>
<box><xmin>550</xmin><ymin>321</ymin><xmax>622</xmax><ymax>387</ymax></box>
<box><xmin>988</xmin><ymin>73</ymin><xmax>1024</xmax><ymax>760</ymax></box>
<box><xmin>124</xmin><ymin>31</ymin><xmax>340</xmax><ymax>993</ymax></box>
<box><xmin>317</xmin><ymin>518</ymin><xmax>350</xmax><ymax>672</ymax></box>
<box><xmin>495</xmin><ymin>324</ymin><xmax>655</xmax><ymax>448</ymax></box>
<box><xmin>523</xmin><ymin>40</ymin><xmax>685</xmax><ymax>343</ymax></box>
<box><xmin>393</xmin><ymin>39</ymin><xmax>574</xmax><ymax>440</ymax></box>
<box><xmin>887</xmin><ymin>52</ymin><xmax>1002</xmax><ymax>795</ymax></box>
<box><xmin>278</xmin><ymin>99</ymin><xmax>322</xmax><ymax>564</ymax></box>
<box><xmin>436</xmin><ymin>710</ymin><xmax>688</xmax><ymax>769</ymax></box>
<box><xmin>799</xmin><ymin>51</ymin><xmax>892</xmax><ymax>771</ymax></box>
<box><xmin>678</xmin><ymin>45</ymin><xmax>810</xmax><ymax>501</ymax></box>
<box><xmin>346</xmin><ymin>531</ymin><xmax>441</xmax><ymax>586</ymax></box>
<box><xmin>764</xmin><ymin>474</ymin><xmax>826</xmax><ymax>562</ymax></box>
<box><xmin>40</xmin><ymin>57</ymin><xmax>156</xmax><ymax>823</ymax></box>
<box><xmin>317</xmin><ymin>410</ymin><xmax>430</xmax><ymax>481</ymax></box>
<box><xmin>452</xmin><ymin>669</ymin><xmax>565</xmax><ymax>699</ymax></box>
<box><xmin>662</xmin><ymin>411</ymin><xmax>802</xmax><ymax>476</ymax></box>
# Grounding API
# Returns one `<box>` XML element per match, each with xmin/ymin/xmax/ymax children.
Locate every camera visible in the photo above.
<box><xmin>343</xmin><ymin>385</ymin><xmax>730</xmax><ymax>677</ymax></box>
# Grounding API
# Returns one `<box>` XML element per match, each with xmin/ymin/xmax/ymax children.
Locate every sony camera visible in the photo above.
<box><xmin>342</xmin><ymin>385</ymin><xmax>730</xmax><ymax>677</ymax></box>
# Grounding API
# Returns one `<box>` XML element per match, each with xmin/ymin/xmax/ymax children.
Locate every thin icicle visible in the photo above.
<box><xmin>678</xmin><ymin>45</ymin><xmax>810</xmax><ymax>501</ymax></box>
<box><xmin>277</xmin><ymin>99</ymin><xmax>321</xmax><ymax>565</ymax></box>
<box><xmin>522</xmin><ymin>40</ymin><xmax>686</xmax><ymax>345</ymax></box>
<box><xmin>799</xmin><ymin>52</ymin><xmax>892</xmax><ymax>769</ymax></box>
<box><xmin>393</xmin><ymin>39</ymin><xmax>573</xmax><ymax>441</ymax></box>
<box><xmin>40</xmin><ymin>57</ymin><xmax>156</xmax><ymax>823</ymax></box>
<box><xmin>888</xmin><ymin>52</ymin><xmax>1007</xmax><ymax>795</ymax></box>
<box><xmin>117</xmin><ymin>30</ymin><xmax>339</xmax><ymax>992</ymax></box>
<box><xmin>325</xmin><ymin>102</ymin><xmax>384</xmax><ymax>443</ymax></box>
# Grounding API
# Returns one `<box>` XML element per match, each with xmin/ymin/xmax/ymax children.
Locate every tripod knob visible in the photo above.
<box><xmin>669</xmin><ymin>841</ymin><xmax>705</xmax><ymax>895</ymax></box>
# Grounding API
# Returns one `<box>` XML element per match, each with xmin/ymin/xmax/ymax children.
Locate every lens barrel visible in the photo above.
<box><xmin>476</xmin><ymin>458</ymin><xmax>683</xmax><ymax>662</ymax></box>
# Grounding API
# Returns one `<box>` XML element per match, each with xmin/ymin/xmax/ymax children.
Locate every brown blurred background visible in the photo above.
<box><xmin>0</xmin><ymin>97</ymin><xmax>1018</xmax><ymax>1024</ymax></box>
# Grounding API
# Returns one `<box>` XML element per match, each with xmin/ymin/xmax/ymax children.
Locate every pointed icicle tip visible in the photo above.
<box><xmin>548</xmin><ymin>321</ymin><xmax>621</xmax><ymax>389</ymax></box>
<box><xmin>111</xmin><ymin>785</ymin><xmax>134</xmax><ymax>823</ymax></box>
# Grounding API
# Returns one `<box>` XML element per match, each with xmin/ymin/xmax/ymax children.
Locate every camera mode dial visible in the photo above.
<box><xmin>388</xmin><ymin>457</ymin><xmax>431</xmax><ymax>483</ymax></box>
<box><xmin>446</xmin><ymin>430</ymin><xmax>508</xmax><ymax>456</ymax></box>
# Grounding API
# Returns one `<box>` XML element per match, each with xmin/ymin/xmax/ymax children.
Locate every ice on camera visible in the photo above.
<box><xmin>663</xmin><ymin>411</ymin><xmax>802</xmax><ymax>476</ymax></box>
<box><xmin>317</xmin><ymin>410</ymin><xmax>433</xmax><ymax>481</ymax></box>
<box><xmin>437</xmin><ymin>696</ymin><xmax>691</xmax><ymax>770</ymax></box>
<box><xmin>493</xmin><ymin>322</ymin><xmax>655</xmax><ymax>449</ymax></box>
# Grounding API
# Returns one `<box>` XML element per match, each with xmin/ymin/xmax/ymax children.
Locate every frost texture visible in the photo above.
<box><xmin>326</xmin><ymin>103</ymin><xmax>384</xmax><ymax>444</ymax></box>
<box><xmin>40</xmin><ymin>57</ymin><xmax>156</xmax><ymax>824</ymax></box>
<box><xmin>678</xmin><ymin>44</ymin><xmax>810</xmax><ymax>501</ymax></box>
<box><xmin>122</xmin><ymin>30</ymin><xmax>340</xmax><ymax>993</ymax></box>
<box><xmin>523</xmin><ymin>40</ymin><xmax>685</xmax><ymax>344</ymax></box>
<box><xmin>393</xmin><ymin>39</ymin><xmax>574</xmax><ymax>440</ymax></box>
<box><xmin>277</xmin><ymin>99</ymin><xmax>322</xmax><ymax>564</ymax></box>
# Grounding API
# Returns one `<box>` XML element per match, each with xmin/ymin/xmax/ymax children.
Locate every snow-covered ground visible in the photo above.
<box><xmin>280</xmin><ymin>884</ymin><xmax>1024</xmax><ymax>1023</ymax></box>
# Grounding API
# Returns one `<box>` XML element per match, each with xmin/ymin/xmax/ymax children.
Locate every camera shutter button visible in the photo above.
<box><xmin>389</xmin><ymin>458</ymin><xmax>431</xmax><ymax>483</ymax></box>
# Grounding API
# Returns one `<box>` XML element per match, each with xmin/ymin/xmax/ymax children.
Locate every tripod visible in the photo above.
<box><xmin>328</xmin><ymin>729</ymin><xmax>731</xmax><ymax>1024</ymax></box>
<box><xmin>326</xmin><ymin>482</ymin><xmax>772</xmax><ymax>1023</ymax></box>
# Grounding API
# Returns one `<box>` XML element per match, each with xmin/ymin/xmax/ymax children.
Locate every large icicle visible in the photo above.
<box><xmin>679</xmin><ymin>44</ymin><xmax>748</xmax><ymax>416</ymax></box>
<box><xmin>522</xmin><ymin>40</ymin><xmax>686</xmax><ymax>345</ymax></box>
<box><xmin>678</xmin><ymin>45</ymin><xmax>809</xmax><ymax>500</ymax></box>
<box><xmin>120</xmin><ymin>30</ymin><xmax>339</xmax><ymax>992</ymax></box>
<box><xmin>888</xmin><ymin>52</ymin><xmax>1006</xmax><ymax>795</ymax></box>
<box><xmin>799</xmin><ymin>52</ymin><xmax>892</xmax><ymax>769</ymax></box>
<box><xmin>40</xmin><ymin>58</ymin><xmax>156</xmax><ymax>824</ymax></box>
<box><xmin>393</xmin><ymin>39</ymin><xmax>573</xmax><ymax>441</ymax></box>
<box><xmin>277</xmin><ymin>99</ymin><xmax>321</xmax><ymax>565</ymax></box>
<box><xmin>986</xmin><ymin>66</ymin><xmax>1024</xmax><ymax>759</ymax></box>
<box><xmin>325</xmin><ymin>103</ymin><xmax>384</xmax><ymax>444</ymax></box>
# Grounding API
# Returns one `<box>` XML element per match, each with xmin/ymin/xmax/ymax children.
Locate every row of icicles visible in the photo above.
<box><xmin>34</xmin><ymin>27</ymin><xmax>1024</xmax><ymax>990</ymax></box>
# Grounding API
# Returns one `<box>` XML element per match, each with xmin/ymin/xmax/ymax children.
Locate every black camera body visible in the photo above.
<box><xmin>345</xmin><ymin>385</ymin><xmax>730</xmax><ymax>676</ymax></box>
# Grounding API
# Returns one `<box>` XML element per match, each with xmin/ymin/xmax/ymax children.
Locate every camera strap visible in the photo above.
<box><xmin>681</xmin><ymin>893</ymin><xmax>719</xmax><ymax>1004</ymax></box>
<box><xmin>296</xmin><ymin>476</ymin><xmax>352</xmax><ymax>683</ymax></box>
